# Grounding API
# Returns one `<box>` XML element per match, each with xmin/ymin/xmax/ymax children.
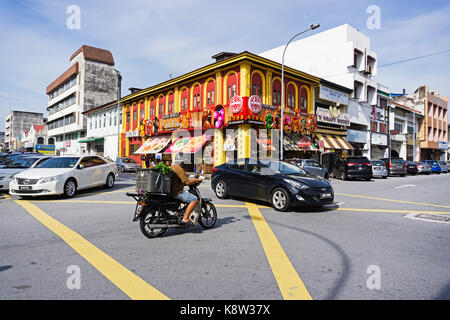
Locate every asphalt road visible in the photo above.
<box><xmin>0</xmin><ymin>172</ymin><xmax>449</xmax><ymax>300</ymax></box>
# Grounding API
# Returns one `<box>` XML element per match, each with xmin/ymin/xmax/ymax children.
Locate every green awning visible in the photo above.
<box><xmin>79</xmin><ymin>137</ymin><xmax>104</xmax><ymax>143</ymax></box>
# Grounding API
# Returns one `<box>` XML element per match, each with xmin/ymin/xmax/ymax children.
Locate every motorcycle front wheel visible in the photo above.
<box><xmin>198</xmin><ymin>201</ymin><xmax>217</xmax><ymax>229</ymax></box>
<box><xmin>140</xmin><ymin>209</ymin><xmax>168</xmax><ymax>238</ymax></box>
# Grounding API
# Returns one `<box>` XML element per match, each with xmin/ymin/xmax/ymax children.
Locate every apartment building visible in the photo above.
<box><xmin>260</xmin><ymin>24</ymin><xmax>378</xmax><ymax>158</ymax></box>
<box><xmin>4</xmin><ymin>110</ymin><xmax>45</xmax><ymax>151</ymax></box>
<box><xmin>46</xmin><ymin>45</ymin><xmax>120</xmax><ymax>155</ymax></box>
<box><xmin>393</xmin><ymin>86</ymin><xmax>448</xmax><ymax>161</ymax></box>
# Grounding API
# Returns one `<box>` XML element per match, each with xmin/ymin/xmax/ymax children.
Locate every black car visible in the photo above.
<box><xmin>406</xmin><ymin>161</ymin><xmax>418</xmax><ymax>175</ymax></box>
<box><xmin>211</xmin><ymin>158</ymin><xmax>334</xmax><ymax>211</ymax></box>
<box><xmin>331</xmin><ymin>156</ymin><xmax>372</xmax><ymax>181</ymax></box>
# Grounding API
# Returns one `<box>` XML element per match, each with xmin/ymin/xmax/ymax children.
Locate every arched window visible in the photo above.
<box><xmin>300</xmin><ymin>87</ymin><xmax>308</xmax><ymax>114</ymax></box>
<box><xmin>286</xmin><ymin>83</ymin><xmax>296</xmax><ymax>109</ymax></box>
<box><xmin>48</xmin><ymin>137</ymin><xmax>55</xmax><ymax>145</ymax></box>
<box><xmin>158</xmin><ymin>95</ymin><xmax>165</xmax><ymax>115</ymax></box>
<box><xmin>225</xmin><ymin>73</ymin><xmax>238</xmax><ymax>104</ymax></box>
<box><xmin>192</xmin><ymin>85</ymin><xmax>201</xmax><ymax>110</ymax></box>
<box><xmin>139</xmin><ymin>101</ymin><xmax>145</xmax><ymax>121</ymax></box>
<box><xmin>272</xmin><ymin>79</ymin><xmax>281</xmax><ymax>106</ymax></box>
<box><xmin>149</xmin><ymin>98</ymin><xmax>156</xmax><ymax>117</ymax></box>
<box><xmin>37</xmin><ymin>137</ymin><xmax>44</xmax><ymax>144</ymax></box>
<box><xmin>132</xmin><ymin>104</ymin><xmax>138</xmax><ymax>129</ymax></box>
<box><xmin>206</xmin><ymin>80</ymin><xmax>215</xmax><ymax>108</ymax></box>
<box><xmin>251</xmin><ymin>72</ymin><xmax>263</xmax><ymax>98</ymax></box>
<box><xmin>126</xmin><ymin>107</ymin><xmax>131</xmax><ymax>131</ymax></box>
<box><xmin>167</xmin><ymin>93</ymin><xmax>174</xmax><ymax>113</ymax></box>
<box><xmin>180</xmin><ymin>88</ymin><xmax>189</xmax><ymax>111</ymax></box>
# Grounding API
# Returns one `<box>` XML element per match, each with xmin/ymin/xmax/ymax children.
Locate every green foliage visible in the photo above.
<box><xmin>153</xmin><ymin>162</ymin><xmax>173</xmax><ymax>175</ymax></box>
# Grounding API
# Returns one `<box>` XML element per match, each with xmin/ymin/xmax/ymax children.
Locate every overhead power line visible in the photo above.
<box><xmin>379</xmin><ymin>49</ymin><xmax>450</xmax><ymax>68</ymax></box>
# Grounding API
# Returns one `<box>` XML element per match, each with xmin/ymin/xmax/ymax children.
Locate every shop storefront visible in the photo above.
<box><xmin>371</xmin><ymin>132</ymin><xmax>388</xmax><ymax>160</ymax></box>
<box><xmin>314</xmin><ymin>82</ymin><xmax>353</xmax><ymax>171</ymax></box>
<box><xmin>118</xmin><ymin>51</ymin><xmax>323</xmax><ymax>171</ymax></box>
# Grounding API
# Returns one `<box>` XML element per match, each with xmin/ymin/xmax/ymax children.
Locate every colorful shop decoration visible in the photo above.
<box><xmin>202</xmin><ymin>109</ymin><xmax>213</xmax><ymax>130</ymax></box>
<box><xmin>248</xmin><ymin>95</ymin><xmax>262</xmax><ymax>114</ymax></box>
<box><xmin>134</xmin><ymin>136</ymin><xmax>172</xmax><ymax>154</ymax></box>
<box><xmin>230</xmin><ymin>95</ymin><xmax>243</xmax><ymax>114</ymax></box>
<box><xmin>161</xmin><ymin>112</ymin><xmax>183</xmax><ymax>132</ymax></box>
<box><xmin>164</xmin><ymin>133</ymin><xmax>212</xmax><ymax>154</ymax></box>
<box><xmin>182</xmin><ymin>111</ymin><xmax>192</xmax><ymax>129</ymax></box>
<box><xmin>283</xmin><ymin>115</ymin><xmax>292</xmax><ymax>134</ymax></box>
<box><xmin>139</xmin><ymin>119</ymin><xmax>153</xmax><ymax>137</ymax></box>
<box><xmin>214</xmin><ymin>105</ymin><xmax>225</xmax><ymax>129</ymax></box>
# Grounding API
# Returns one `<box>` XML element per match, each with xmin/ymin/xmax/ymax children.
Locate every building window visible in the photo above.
<box><xmin>300</xmin><ymin>88</ymin><xmax>308</xmax><ymax>114</ymax></box>
<box><xmin>227</xmin><ymin>85</ymin><xmax>236</xmax><ymax>101</ymax></box>
<box><xmin>159</xmin><ymin>103</ymin><xmax>164</xmax><ymax>115</ymax></box>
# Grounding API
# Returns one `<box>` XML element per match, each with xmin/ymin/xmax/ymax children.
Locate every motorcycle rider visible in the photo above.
<box><xmin>171</xmin><ymin>159</ymin><xmax>203</xmax><ymax>226</ymax></box>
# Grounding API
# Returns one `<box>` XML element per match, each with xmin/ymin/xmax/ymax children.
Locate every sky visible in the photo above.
<box><xmin>1</xmin><ymin>0</ymin><xmax>450</xmax><ymax>131</ymax></box>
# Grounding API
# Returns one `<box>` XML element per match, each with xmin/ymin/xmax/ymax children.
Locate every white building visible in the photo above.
<box><xmin>260</xmin><ymin>24</ymin><xmax>378</xmax><ymax>158</ymax></box>
<box><xmin>20</xmin><ymin>124</ymin><xmax>53</xmax><ymax>152</ymax></box>
<box><xmin>81</xmin><ymin>100</ymin><xmax>122</xmax><ymax>161</ymax></box>
<box><xmin>46</xmin><ymin>45</ymin><xmax>120</xmax><ymax>155</ymax></box>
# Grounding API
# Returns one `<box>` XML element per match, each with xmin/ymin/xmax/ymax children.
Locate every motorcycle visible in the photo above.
<box><xmin>126</xmin><ymin>176</ymin><xmax>217</xmax><ymax>238</ymax></box>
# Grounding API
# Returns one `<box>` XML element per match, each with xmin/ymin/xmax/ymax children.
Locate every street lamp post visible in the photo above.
<box><xmin>280</xmin><ymin>24</ymin><xmax>320</xmax><ymax>160</ymax></box>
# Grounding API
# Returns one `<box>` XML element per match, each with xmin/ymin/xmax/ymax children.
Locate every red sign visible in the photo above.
<box><xmin>230</xmin><ymin>95</ymin><xmax>243</xmax><ymax>113</ymax></box>
<box><xmin>248</xmin><ymin>95</ymin><xmax>262</xmax><ymax>114</ymax></box>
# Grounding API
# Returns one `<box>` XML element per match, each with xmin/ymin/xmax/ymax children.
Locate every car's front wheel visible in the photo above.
<box><xmin>105</xmin><ymin>173</ymin><xmax>115</xmax><ymax>189</ymax></box>
<box><xmin>63</xmin><ymin>179</ymin><xmax>77</xmax><ymax>198</ymax></box>
<box><xmin>214</xmin><ymin>180</ymin><xmax>228</xmax><ymax>199</ymax></box>
<box><xmin>271</xmin><ymin>188</ymin><xmax>291</xmax><ymax>212</ymax></box>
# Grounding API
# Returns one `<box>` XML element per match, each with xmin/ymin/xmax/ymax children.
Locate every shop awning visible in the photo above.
<box><xmin>79</xmin><ymin>137</ymin><xmax>104</xmax><ymax>143</ymax></box>
<box><xmin>134</xmin><ymin>136</ymin><xmax>171</xmax><ymax>154</ymax></box>
<box><xmin>316</xmin><ymin>134</ymin><xmax>354</xmax><ymax>150</ymax></box>
<box><xmin>283</xmin><ymin>134</ymin><xmax>318</xmax><ymax>151</ymax></box>
<box><xmin>164</xmin><ymin>133</ymin><xmax>211</xmax><ymax>154</ymax></box>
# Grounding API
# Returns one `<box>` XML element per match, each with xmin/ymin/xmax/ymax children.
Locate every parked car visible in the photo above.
<box><xmin>416</xmin><ymin>162</ymin><xmax>432</xmax><ymax>175</ymax></box>
<box><xmin>286</xmin><ymin>158</ymin><xmax>329</xmax><ymax>179</ymax></box>
<box><xmin>115</xmin><ymin>157</ymin><xmax>141</xmax><ymax>172</ymax></box>
<box><xmin>370</xmin><ymin>160</ymin><xmax>388</xmax><ymax>179</ymax></box>
<box><xmin>406</xmin><ymin>161</ymin><xmax>418</xmax><ymax>175</ymax></box>
<box><xmin>331</xmin><ymin>156</ymin><xmax>372</xmax><ymax>181</ymax></box>
<box><xmin>0</xmin><ymin>155</ymin><xmax>52</xmax><ymax>191</ymax></box>
<box><xmin>9</xmin><ymin>155</ymin><xmax>118</xmax><ymax>198</ymax></box>
<box><xmin>380</xmin><ymin>157</ymin><xmax>407</xmax><ymax>177</ymax></box>
<box><xmin>211</xmin><ymin>158</ymin><xmax>334</xmax><ymax>211</ymax></box>
<box><xmin>424</xmin><ymin>160</ymin><xmax>442</xmax><ymax>174</ymax></box>
<box><xmin>0</xmin><ymin>152</ymin><xmax>43</xmax><ymax>168</ymax></box>
<box><xmin>437</xmin><ymin>161</ymin><xmax>448</xmax><ymax>173</ymax></box>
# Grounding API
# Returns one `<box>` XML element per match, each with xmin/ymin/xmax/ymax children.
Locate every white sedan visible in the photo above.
<box><xmin>9</xmin><ymin>155</ymin><xmax>118</xmax><ymax>198</ymax></box>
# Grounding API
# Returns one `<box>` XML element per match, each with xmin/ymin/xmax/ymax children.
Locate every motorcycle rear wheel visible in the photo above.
<box><xmin>140</xmin><ymin>209</ymin><xmax>168</xmax><ymax>238</ymax></box>
<box><xmin>198</xmin><ymin>201</ymin><xmax>217</xmax><ymax>229</ymax></box>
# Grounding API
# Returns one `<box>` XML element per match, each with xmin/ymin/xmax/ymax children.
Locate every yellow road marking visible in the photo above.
<box><xmin>14</xmin><ymin>200</ymin><xmax>170</xmax><ymax>300</ymax></box>
<box><xmin>1</xmin><ymin>193</ymin><xmax>11</xmax><ymax>199</ymax></box>
<box><xmin>336</xmin><ymin>193</ymin><xmax>450</xmax><ymax>209</ymax></box>
<box><xmin>79</xmin><ymin>189</ymin><xmax>135</xmax><ymax>196</ymax></box>
<box><xmin>245</xmin><ymin>202</ymin><xmax>312</xmax><ymax>300</ymax></box>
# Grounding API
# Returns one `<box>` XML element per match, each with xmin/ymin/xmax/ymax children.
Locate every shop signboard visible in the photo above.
<box><xmin>161</xmin><ymin>112</ymin><xmax>183</xmax><ymax>132</ymax></box>
<box><xmin>24</xmin><ymin>141</ymin><xmax>34</xmax><ymax>149</ymax></box>
<box><xmin>248</xmin><ymin>95</ymin><xmax>262</xmax><ymax>114</ymax></box>
<box><xmin>126</xmin><ymin>130</ymin><xmax>139</xmax><ymax>138</ymax></box>
<box><xmin>316</xmin><ymin>107</ymin><xmax>351</xmax><ymax>126</ymax></box>
<box><xmin>347</xmin><ymin>129</ymin><xmax>367</xmax><ymax>144</ymax></box>
<box><xmin>371</xmin><ymin>133</ymin><xmax>388</xmax><ymax>146</ymax></box>
<box><xmin>230</xmin><ymin>96</ymin><xmax>243</xmax><ymax>114</ymax></box>
<box><xmin>438</xmin><ymin>141</ymin><xmax>448</xmax><ymax>150</ymax></box>
<box><xmin>35</xmin><ymin>144</ymin><xmax>56</xmax><ymax>155</ymax></box>
<box><xmin>319</xmin><ymin>86</ymin><xmax>349</xmax><ymax>105</ymax></box>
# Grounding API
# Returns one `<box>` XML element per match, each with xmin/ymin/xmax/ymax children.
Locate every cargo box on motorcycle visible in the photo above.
<box><xmin>136</xmin><ymin>168</ymin><xmax>172</xmax><ymax>194</ymax></box>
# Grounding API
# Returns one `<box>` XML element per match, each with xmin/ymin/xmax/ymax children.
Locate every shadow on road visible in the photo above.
<box><xmin>156</xmin><ymin>216</ymin><xmax>240</xmax><ymax>238</ymax></box>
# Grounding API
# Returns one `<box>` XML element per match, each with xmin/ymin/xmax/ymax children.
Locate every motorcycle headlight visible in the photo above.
<box><xmin>286</xmin><ymin>179</ymin><xmax>310</xmax><ymax>190</ymax></box>
<box><xmin>38</xmin><ymin>175</ymin><xmax>61</xmax><ymax>184</ymax></box>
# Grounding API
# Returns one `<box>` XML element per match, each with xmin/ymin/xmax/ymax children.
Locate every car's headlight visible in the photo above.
<box><xmin>38</xmin><ymin>175</ymin><xmax>61</xmax><ymax>184</ymax></box>
<box><xmin>286</xmin><ymin>179</ymin><xmax>310</xmax><ymax>190</ymax></box>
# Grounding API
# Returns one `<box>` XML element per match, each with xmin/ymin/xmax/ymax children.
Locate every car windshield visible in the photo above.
<box><xmin>371</xmin><ymin>161</ymin><xmax>384</xmax><ymax>166</ymax></box>
<box><xmin>5</xmin><ymin>157</ymin><xmax>40</xmax><ymax>168</ymax></box>
<box><xmin>391</xmin><ymin>158</ymin><xmax>405</xmax><ymax>164</ymax></box>
<box><xmin>256</xmin><ymin>160</ymin><xmax>307</xmax><ymax>175</ymax></box>
<box><xmin>35</xmin><ymin>157</ymin><xmax>80</xmax><ymax>168</ymax></box>
<box><xmin>305</xmin><ymin>160</ymin><xmax>321</xmax><ymax>167</ymax></box>
<box><xmin>347</xmin><ymin>157</ymin><xmax>370</xmax><ymax>163</ymax></box>
<box><xmin>122</xmin><ymin>158</ymin><xmax>137</xmax><ymax>163</ymax></box>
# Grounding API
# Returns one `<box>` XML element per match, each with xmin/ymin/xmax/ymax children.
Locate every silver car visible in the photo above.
<box><xmin>370</xmin><ymin>160</ymin><xmax>388</xmax><ymax>179</ymax></box>
<box><xmin>287</xmin><ymin>159</ymin><xmax>329</xmax><ymax>179</ymax></box>
<box><xmin>115</xmin><ymin>157</ymin><xmax>141</xmax><ymax>172</ymax></box>
<box><xmin>416</xmin><ymin>162</ymin><xmax>431</xmax><ymax>175</ymax></box>
<box><xmin>437</xmin><ymin>161</ymin><xmax>448</xmax><ymax>173</ymax></box>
